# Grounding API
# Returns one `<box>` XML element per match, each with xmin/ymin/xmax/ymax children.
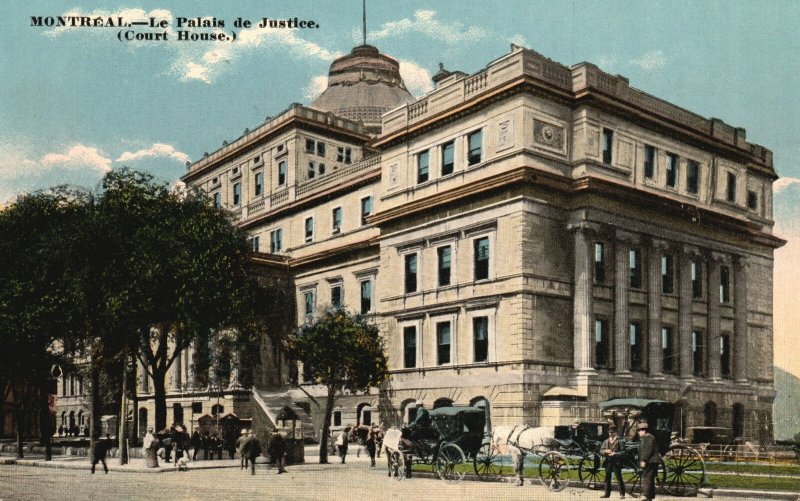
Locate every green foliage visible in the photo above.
<box><xmin>288</xmin><ymin>308</ymin><xmax>388</xmax><ymax>393</ymax></box>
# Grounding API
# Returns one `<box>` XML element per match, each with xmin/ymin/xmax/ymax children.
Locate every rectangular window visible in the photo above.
<box><xmin>437</xmin><ymin>322</ymin><xmax>451</xmax><ymax>365</ymax></box>
<box><xmin>270</xmin><ymin>229</ymin><xmax>282</xmax><ymax>253</ymax></box>
<box><xmin>417</xmin><ymin>150</ymin><xmax>429</xmax><ymax>184</ymax></box>
<box><xmin>474</xmin><ymin>237</ymin><xmax>490</xmax><ymax>281</ymax></box>
<box><xmin>630</xmin><ymin>322</ymin><xmax>644</xmax><ymax>372</ymax></box>
<box><xmin>331</xmin><ymin>285</ymin><xmax>342</xmax><ymax>308</ymax></box>
<box><xmin>692</xmin><ymin>330</ymin><xmax>704</xmax><ymax>377</ymax></box>
<box><xmin>644</xmin><ymin>145</ymin><xmax>656</xmax><ymax>179</ymax></box>
<box><xmin>308</xmin><ymin>161</ymin><xmax>316</xmax><ymax>179</ymax></box>
<box><xmin>332</xmin><ymin>207</ymin><xmax>342</xmax><ymax>233</ymax></box>
<box><xmin>333</xmin><ymin>411</ymin><xmax>342</xmax><ymax>427</ymax></box>
<box><xmin>473</xmin><ymin>316</ymin><xmax>489</xmax><ymax>363</ymax></box>
<box><xmin>316</xmin><ymin>141</ymin><xmax>325</xmax><ymax>157</ymax></box>
<box><xmin>441</xmin><ymin>140</ymin><xmax>455</xmax><ymax>175</ymax></box>
<box><xmin>594</xmin><ymin>242</ymin><xmax>606</xmax><ymax>283</ymax></box>
<box><xmin>662</xmin><ymin>254</ymin><xmax>674</xmax><ymax>294</ymax></box>
<box><xmin>666</xmin><ymin>153</ymin><xmax>678</xmax><ymax>188</ymax></box>
<box><xmin>662</xmin><ymin>326</ymin><xmax>674</xmax><ymax>374</ymax></box>
<box><xmin>726</xmin><ymin>172</ymin><xmax>737</xmax><ymax>202</ymax></box>
<box><xmin>595</xmin><ymin>319</ymin><xmax>609</xmax><ymax>368</ymax></box>
<box><xmin>602</xmin><ymin>128</ymin><xmax>614</xmax><ymax>164</ymax></box>
<box><xmin>249</xmin><ymin>236</ymin><xmax>260</xmax><ymax>252</ymax></box>
<box><xmin>747</xmin><ymin>190</ymin><xmax>758</xmax><ymax>210</ymax></box>
<box><xmin>303</xmin><ymin>291</ymin><xmax>315</xmax><ymax>319</ymax></box>
<box><xmin>278</xmin><ymin>160</ymin><xmax>287</xmax><ymax>186</ymax></box>
<box><xmin>629</xmin><ymin>248</ymin><xmax>641</xmax><ymax>288</ymax></box>
<box><xmin>403</xmin><ymin>326</ymin><xmax>416</xmax><ymax>368</ymax></box>
<box><xmin>720</xmin><ymin>265</ymin><xmax>731</xmax><ymax>303</ymax></box>
<box><xmin>337</xmin><ymin>146</ymin><xmax>352</xmax><ymax>164</ymax></box>
<box><xmin>404</xmin><ymin>254</ymin><xmax>418</xmax><ymax>293</ymax></box>
<box><xmin>437</xmin><ymin>246</ymin><xmax>452</xmax><ymax>287</ymax></box>
<box><xmin>305</xmin><ymin>217</ymin><xmax>314</xmax><ymax>243</ymax></box>
<box><xmin>467</xmin><ymin>129</ymin><xmax>483</xmax><ymax>165</ymax></box>
<box><xmin>687</xmin><ymin>161</ymin><xmax>699</xmax><ymax>194</ymax></box>
<box><xmin>360</xmin><ymin>280</ymin><xmax>372</xmax><ymax>314</ymax></box>
<box><xmin>254</xmin><ymin>172</ymin><xmax>263</xmax><ymax>197</ymax></box>
<box><xmin>233</xmin><ymin>182</ymin><xmax>241</xmax><ymax>206</ymax></box>
<box><xmin>305</xmin><ymin>138</ymin><xmax>315</xmax><ymax>153</ymax></box>
<box><xmin>720</xmin><ymin>334</ymin><xmax>731</xmax><ymax>378</ymax></box>
<box><xmin>212</xmin><ymin>192</ymin><xmax>221</xmax><ymax>208</ymax></box>
<box><xmin>361</xmin><ymin>196</ymin><xmax>372</xmax><ymax>226</ymax></box>
<box><xmin>319</xmin><ymin>163</ymin><xmax>326</xmax><ymax>176</ymax></box>
<box><xmin>692</xmin><ymin>260</ymin><xmax>702</xmax><ymax>298</ymax></box>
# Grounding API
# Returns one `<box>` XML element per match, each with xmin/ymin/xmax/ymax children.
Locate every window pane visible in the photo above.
<box><xmin>594</xmin><ymin>242</ymin><xmax>605</xmax><ymax>282</ymax></box>
<box><xmin>331</xmin><ymin>285</ymin><xmax>342</xmax><ymax>308</ymax></box>
<box><xmin>687</xmin><ymin>161</ymin><xmax>699</xmax><ymax>194</ymax></box>
<box><xmin>602</xmin><ymin>128</ymin><xmax>613</xmax><ymax>164</ymax></box>
<box><xmin>644</xmin><ymin>145</ymin><xmax>655</xmax><ymax>179</ymax></box>
<box><xmin>474</xmin><ymin>237</ymin><xmax>489</xmax><ymax>280</ymax></box>
<box><xmin>403</xmin><ymin>326</ymin><xmax>416</xmax><ymax>368</ymax></box>
<box><xmin>438</xmin><ymin>246</ymin><xmax>451</xmax><ymax>287</ymax></box>
<box><xmin>441</xmin><ymin>141</ymin><xmax>455</xmax><ymax>175</ymax></box>
<box><xmin>417</xmin><ymin>150</ymin><xmax>429</xmax><ymax>183</ymax></box>
<box><xmin>666</xmin><ymin>154</ymin><xmax>678</xmax><ymax>187</ymax></box>
<box><xmin>360</xmin><ymin>280</ymin><xmax>372</xmax><ymax>314</ymax></box>
<box><xmin>305</xmin><ymin>217</ymin><xmax>314</xmax><ymax>241</ymax></box>
<box><xmin>255</xmin><ymin>172</ymin><xmax>263</xmax><ymax>196</ymax></box>
<box><xmin>405</xmin><ymin>254</ymin><xmax>418</xmax><ymax>293</ymax></box>
<box><xmin>629</xmin><ymin>249</ymin><xmax>641</xmax><ymax>288</ymax></box>
<box><xmin>473</xmin><ymin>317</ymin><xmax>488</xmax><ymax>362</ymax></box>
<box><xmin>595</xmin><ymin>319</ymin><xmax>608</xmax><ymax>368</ymax></box>
<box><xmin>332</xmin><ymin>207</ymin><xmax>342</xmax><ymax>231</ymax></box>
<box><xmin>361</xmin><ymin>197</ymin><xmax>372</xmax><ymax>225</ymax></box>
<box><xmin>662</xmin><ymin>255</ymin><xmax>673</xmax><ymax>294</ymax></box>
<box><xmin>233</xmin><ymin>183</ymin><xmax>241</xmax><ymax>206</ymax></box>
<box><xmin>692</xmin><ymin>261</ymin><xmax>702</xmax><ymax>298</ymax></box>
<box><xmin>278</xmin><ymin>161</ymin><xmax>287</xmax><ymax>185</ymax></box>
<box><xmin>437</xmin><ymin>322</ymin><xmax>451</xmax><ymax>365</ymax></box>
<box><xmin>468</xmin><ymin>130</ymin><xmax>482</xmax><ymax>165</ymax></box>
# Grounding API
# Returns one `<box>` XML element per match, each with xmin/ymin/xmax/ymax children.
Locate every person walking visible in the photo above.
<box><xmin>600</xmin><ymin>425</ymin><xmax>625</xmax><ymax>498</ymax></box>
<box><xmin>336</xmin><ymin>427</ymin><xmax>350</xmax><ymax>464</ymax></box>
<box><xmin>144</xmin><ymin>428</ymin><xmax>159</xmax><ymax>468</ymax></box>
<box><xmin>268</xmin><ymin>430</ymin><xmax>287</xmax><ymax>474</ymax></box>
<box><xmin>637</xmin><ymin>422</ymin><xmax>661</xmax><ymax>501</ymax></box>
<box><xmin>241</xmin><ymin>432</ymin><xmax>262</xmax><ymax>475</ymax></box>
<box><xmin>235</xmin><ymin>429</ymin><xmax>249</xmax><ymax>470</ymax></box>
<box><xmin>190</xmin><ymin>430</ymin><xmax>201</xmax><ymax>460</ymax></box>
<box><xmin>91</xmin><ymin>434</ymin><xmax>111</xmax><ymax>474</ymax></box>
<box><xmin>365</xmin><ymin>424</ymin><xmax>381</xmax><ymax>467</ymax></box>
<box><xmin>202</xmin><ymin>432</ymin><xmax>211</xmax><ymax>460</ymax></box>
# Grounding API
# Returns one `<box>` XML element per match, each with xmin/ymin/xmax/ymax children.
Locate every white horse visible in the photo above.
<box><xmin>492</xmin><ymin>425</ymin><xmax>556</xmax><ymax>486</ymax></box>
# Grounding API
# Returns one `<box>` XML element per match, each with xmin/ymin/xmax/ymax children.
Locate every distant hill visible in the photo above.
<box><xmin>774</xmin><ymin>367</ymin><xmax>800</xmax><ymax>440</ymax></box>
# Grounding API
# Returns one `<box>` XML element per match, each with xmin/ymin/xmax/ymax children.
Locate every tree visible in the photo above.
<box><xmin>96</xmin><ymin>169</ymin><xmax>255</xmax><ymax>432</ymax></box>
<box><xmin>287</xmin><ymin>308</ymin><xmax>388</xmax><ymax>464</ymax></box>
<box><xmin>0</xmin><ymin>190</ymin><xmax>93</xmax><ymax>459</ymax></box>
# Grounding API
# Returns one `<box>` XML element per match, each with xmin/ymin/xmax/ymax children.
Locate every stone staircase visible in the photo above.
<box><xmin>251</xmin><ymin>388</ymin><xmax>315</xmax><ymax>441</ymax></box>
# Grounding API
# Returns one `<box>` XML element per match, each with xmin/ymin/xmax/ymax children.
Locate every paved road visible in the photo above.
<box><xmin>0</xmin><ymin>461</ymin><xmax>788</xmax><ymax>501</ymax></box>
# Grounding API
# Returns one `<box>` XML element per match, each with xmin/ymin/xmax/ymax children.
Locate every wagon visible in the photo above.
<box><xmin>384</xmin><ymin>406</ymin><xmax>501</xmax><ymax>482</ymax></box>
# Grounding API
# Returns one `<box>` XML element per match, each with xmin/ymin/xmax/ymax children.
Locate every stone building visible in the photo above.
<box><xmin>178</xmin><ymin>43</ymin><xmax>784</xmax><ymax>442</ymax></box>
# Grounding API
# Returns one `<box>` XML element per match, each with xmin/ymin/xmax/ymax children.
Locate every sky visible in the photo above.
<box><xmin>1</xmin><ymin>0</ymin><xmax>799</xmax><ymax>377</ymax></box>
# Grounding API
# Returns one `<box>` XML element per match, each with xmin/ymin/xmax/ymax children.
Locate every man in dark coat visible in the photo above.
<box><xmin>241</xmin><ymin>433</ymin><xmax>262</xmax><ymax>475</ymax></box>
<box><xmin>191</xmin><ymin>430</ymin><xmax>201</xmax><ymax>460</ymax></box>
<box><xmin>638</xmin><ymin>422</ymin><xmax>661</xmax><ymax>501</ymax></box>
<box><xmin>267</xmin><ymin>431</ymin><xmax>287</xmax><ymax>474</ymax></box>
<box><xmin>600</xmin><ymin>425</ymin><xmax>625</xmax><ymax>498</ymax></box>
<box><xmin>91</xmin><ymin>434</ymin><xmax>111</xmax><ymax>474</ymax></box>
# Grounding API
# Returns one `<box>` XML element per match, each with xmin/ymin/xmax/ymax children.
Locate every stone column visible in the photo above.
<box><xmin>648</xmin><ymin>239</ymin><xmax>666</xmax><ymax>376</ymax></box>
<box><xmin>614</xmin><ymin>231</ymin><xmax>636</xmax><ymax>374</ymax></box>
<box><xmin>228</xmin><ymin>351</ymin><xmax>241</xmax><ymax>389</ymax></box>
<box><xmin>138</xmin><ymin>358</ymin><xmax>149</xmax><ymax>394</ymax></box>
<box><xmin>170</xmin><ymin>347</ymin><xmax>182</xmax><ymax>392</ymax></box>
<box><xmin>569</xmin><ymin>222</ymin><xmax>598</xmax><ymax>374</ymax></box>
<box><xmin>734</xmin><ymin>256</ymin><xmax>749</xmax><ymax>382</ymax></box>
<box><xmin>185</xmin><ymin>342</ymin><xmax>195</xmax><ymax>389</ymax></box>
<box><xmin>707</xmin><ymin>253</ymin><xmax>723</xmax><ymax>380</ymax></box>
<box><xmin>679</xmin><ymin>246</ymin><xmax>699</xmax><ymax>378</ymax></box>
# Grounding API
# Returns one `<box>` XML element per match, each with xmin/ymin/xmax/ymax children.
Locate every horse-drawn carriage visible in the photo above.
<box><xmin>533</xmin><ymin>398</ymin><xmax>706</xmax><ymax>496</ymax></box>
<box><xmin>383</xmin><ymin>406</ymin><xmax>502</xmax><ymax>481</ymax></box>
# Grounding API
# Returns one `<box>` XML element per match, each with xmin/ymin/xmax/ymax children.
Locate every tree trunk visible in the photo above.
<box><xmin>118</xmin><ymin>358</ymin><xmax>129</xmax><ymax>465</ymax></box>
<box><xmin>39</xmin><ymin>379</ymin><xmax>52</xmax><ymax>460</ymax></box>
<box><xmin>89</xmin><ymin>361</ymin><xmax>102</xmax><ymax>460</ymax></box>
<box><xmin>13</xmin><ymin>387</ymin><xmax>23</xmax><ymax>459</ymax></box>
<box><xmin>152</xmin><ymin>369</ymin><xmax>167</xmax><ymax>432</ymax></box>
<box><xmin>319</xmin><ymin>385</ymin><xmax>336</xmax><ymax>464</ymax></box>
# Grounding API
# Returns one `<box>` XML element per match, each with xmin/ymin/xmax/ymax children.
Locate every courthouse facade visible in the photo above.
<box><xmin>171</xmin><ymin>43</ymin><xmax>783</xmax><ymax>441</ymax></box>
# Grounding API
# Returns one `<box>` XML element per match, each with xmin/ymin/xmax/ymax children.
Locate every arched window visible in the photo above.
<box><xmin>732</xmin><ymin>403</ymin><xmax>745</xmax><ymax>439</ymax></box>
<box><xmin>470</xmin><ymin>397</ymin><xmax>491</xmax><ymax>433</ymax></box>
<box><xmin>68</xmin><ymin>411</ymin><xmax>75</xmax><ymax>428</ymax></box>
<box><xmin>433</xmin><ymin>397</ymin><xmax>453</xmax><ymax>409</ymax></box>
<box><xmin>401</xmin><ymin>400</ymin><xmax>417</xmax><ymax>425</ymax></box>
<box><xmin>78</xmin><ymin>410</ymin><xmax>83</xmax><ymax>426</ymax></box>
<box><xmin>211</xmin><ymin>404</ymin><xmax>224</xmax><ymax>416</ymax></box>
<box><xmin>356</xmin><ymin>403</ymin><xmax>372</xmax><ymax>426</ymax></box>
<box><xmin>703</xmin><ymin>401</ymin><xmax>717</xmax><ymax>427</ymax></box>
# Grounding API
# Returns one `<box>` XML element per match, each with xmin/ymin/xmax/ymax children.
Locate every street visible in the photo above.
<box><xmin>0</xmin><ymin>461</ymin><xmax>785</xmax><ymax>501</ymax></box>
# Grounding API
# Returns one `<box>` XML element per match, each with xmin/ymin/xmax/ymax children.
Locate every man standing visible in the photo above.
<box><xmin>241</xmin><ymin>432</ymin><xmax>262</xmax><ymax>475</ymax></box>
<box><xmin>637</xmin><ymin>422</ymin><xmax>660</xmax><ymax>501</ymax></box>
<box><xmin>190</xmin><ymin>430</ymin><xmax>201</xmax><ymax>460</ymax></box>
<box><xmin>268</xmin><ymin>430</ymin><xmax>288</xmax><ymax>474</ymax></box>
<box><xmin>91</xmin><ymin>434</ymin><xmax>110</xmax><ymax>474</ymax></box>
<box><xmin>336</xmin><ymin>426</ymin><xmax>350</xmax><ymax>464</ymax></box>
<box><xmin>235</xmin><ymin>429</ymin><xmax>249</xmax><ymax>470</ymax></box>
<box><xmin>600</xmin><ymin>425</ymin><xmax>625</xmax><ymax>498</ymax></box>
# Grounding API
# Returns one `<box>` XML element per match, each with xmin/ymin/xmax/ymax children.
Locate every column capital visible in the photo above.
<box><xmin>682</xmin><ymin>244</ymin><xmax>702</xmax><ymax>259</ymax></box>
<box><xmin>567</xmin><ymin>221</ymin><xmax>605</xmax><ymax>236</ymax></box>
<box><xmin>615</xmin><ymin>229</ymin><xmax>640</xmax><ymax>245</ymax></box>
<box><xmin>733</xmin><ymin>254</ymin><xmax>750</xmax><ymax>269</ymax></box>
<box><xmin>650</xmin><ymin>237</ymin><xmax>671</xmax><ymax>252</ymax></box>
<box><xmin>708</xmin><ymin>251</ymin><xmax>730</xmax><ymax>264</ymax></box>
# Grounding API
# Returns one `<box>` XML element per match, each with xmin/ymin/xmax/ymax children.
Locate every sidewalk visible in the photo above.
<box><xmin>1</xmin><ymin>455</ymin><xmax>242</xmax><ymax>473</ymax></box>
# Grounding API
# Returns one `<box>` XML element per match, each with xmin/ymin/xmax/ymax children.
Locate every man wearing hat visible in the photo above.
<box><xmin>235</xmin><ymin>429</ymin><xmax>249</xmax><ymax>470</ymax></box>
<box><xmin>637</xmin><ymin>422</ymin><xmax>660</xmax><ymax>501</ymax></box>
<box><xmin>600</xmin><ymin>425</ymin><xmax>625</xmax><ymax>498</ymax></box>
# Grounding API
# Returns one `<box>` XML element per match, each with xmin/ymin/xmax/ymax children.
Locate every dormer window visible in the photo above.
<box><xmin>337</xmin><ymin>146</ymin><xmax>352</xmax><ymax>164</ymax></box>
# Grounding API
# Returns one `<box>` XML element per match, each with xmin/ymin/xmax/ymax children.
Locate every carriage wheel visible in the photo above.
<box><xmin>436</xmin><ymin>443</ymin><xmax>466</xmax><ymax>482</ymax></box>
<box><xmin>538</xmin><ymin>451</ymin><xmax>570</xmax><ymax>492</ymax></box>
<box><xmin>386</xmin><ymin>450</ymin><xmax>406</xmax><ymax>480</ymax></box>
<box><xmin>578</xmin><ymin>453</ymin><xmax>604</xmax><ymax>490</ymax></box>
<box><xmin>620</xmin><ymin>455</ymin><xmax>642</xmax><ymax>497</ymax></box>
<box><xmin>662</xmin><ymin>445</ymin><xmax>705</xmax><ymax>496</ymax></box>
<box><xmin>473</xmin><ymin>442</ymin><xmax>503</xmax><ymax>482</ymax></box>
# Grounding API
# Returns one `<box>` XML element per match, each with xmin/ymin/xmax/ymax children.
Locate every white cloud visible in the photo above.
<box><xmin>116</xmin><ymin>143</ymin><xmax>189</xmax><ymax>164</ymax></box>
<box><xmin>399</xmin><ymin>60</ymin><xmax>433</xmax><ymax>96</ymax></box>
<box><xmin>595</xmin><ymin>54</ymin><xmax>621</xmax><ymax>71</ymax></box>
<box><xmin>508</xmin><ymin>34</ymin><xmax>529</xmax><ymax>47</ymax></box>
<box><xmin>368</xmin><ymin>10</ymin><xmax>487</xmax><ymax>45</ymax></box>
<box><xmin>631</xmin><ymin>50</ymin><xmax>666</xmax><ymax>71</ymax></box>
<box><xmin>41</xmin><ymin>145</ymin><xmax>112</xmax><ymax>173</ymax></box>
<box><xmin>303</xmin><ymin>75</ymin><xmax>329</xmax><ymax>102</ymax></box>
<box><xmin>774</xmin><ymin>177</ymin><xmax>800</xmax><ymax>193</ymax></box>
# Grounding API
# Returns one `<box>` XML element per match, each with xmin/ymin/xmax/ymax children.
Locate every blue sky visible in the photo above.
<box><xmin>1</xmin><ymin>1</ymin><xmax>799</xmax><ymax>375</ymax></box>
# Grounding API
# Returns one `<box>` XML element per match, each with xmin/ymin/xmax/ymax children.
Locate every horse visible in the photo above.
<box><xmin>491</xmin><ymin>425</ymin><xmax>556</xmax><ymax>486</ymax></box>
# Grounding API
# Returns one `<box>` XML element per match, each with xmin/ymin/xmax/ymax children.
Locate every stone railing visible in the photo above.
<box><xmin>270</xmin><ymin>188</ymin><xmax>289</xmax><ymax>206</ymax></box>
<box><xmin>296</xmin><ymin>155</ymin><xmax>381</xmax><ymax>197</ymax></box>
<box><xmin>247</xmin><ymin>198</ymin><xmax>266</xmax><ymax>215</ymax></box>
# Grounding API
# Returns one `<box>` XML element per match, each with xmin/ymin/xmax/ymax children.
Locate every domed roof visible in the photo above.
<box><xmin>311</xmin><ymin>45</ymin><xmax>415</xmax><ymax>134</ymax></box>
